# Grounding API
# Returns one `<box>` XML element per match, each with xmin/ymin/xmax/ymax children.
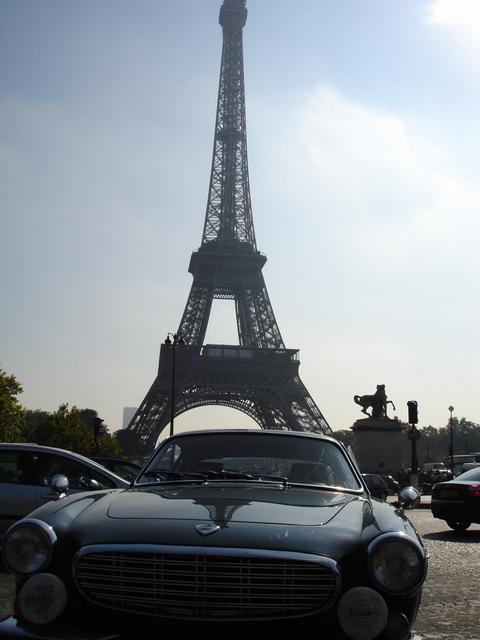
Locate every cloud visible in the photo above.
<box><xmin>263</xmin><ymin>86</ymin><xmax>480</xmax><ymax>266</ymax></box>
<box><xmin>427</xmin><ymin>0</ymin><xmax>480</xmax><ymax>47</ymax></box>
<box><xmin>251</xmin><ymin>85</ymin><xmax>480</xmax><ymax>427</ymax></box>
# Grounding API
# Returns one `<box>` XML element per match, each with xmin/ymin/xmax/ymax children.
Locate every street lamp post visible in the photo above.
<box><xmin>425</xmin><ymin>431</ymin><xmax>430</xmax><ymax>461</ymax></box>
<box><xmin>448</xmin><ymin>405</ymin><xmax>454</xmax><ymax>471</ymax></box>
<box><xmin>407</xmin><ymin>401</ymin><xmax>420</xmax><ymax>486</ymax></box>
<box><xmin>165</xmin><ymin>332</ymin><xmax>185</xmax><ymax>437</ymax></box>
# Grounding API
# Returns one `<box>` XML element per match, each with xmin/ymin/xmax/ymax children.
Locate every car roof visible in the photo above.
<box><xmin>0</xmin><ymin>442</ymin><xmax>129</xmax><ymax>486</ymax></box>
<box><xmin>92</xmin><ymin>457</ymin><xmax>140</xmax><ymax>466</ymax></box>
<box><xmin>164</xmin><ymin>428</ymin><xmax>341</xmax><ymax>446</ymax></box>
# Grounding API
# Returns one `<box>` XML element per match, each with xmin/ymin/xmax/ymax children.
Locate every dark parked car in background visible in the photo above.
<box><xmin>0</xmin><ymin>430</ymin><xmax>426</xmax><ymax>639</ymax></box>
<box><xmin>380</xmin><ymin>474</ymin><xmax>400</xmax><ymax>495</ymax></box>
<box><xmin>362</xmin><ymin>473</ymin><xmax>390</xmax><ymax>500</ymax></box>
<box><xmin>91</xmin><ymin>457</ymin><xmax>140</xmax><ymax>481</ymax></box>
<box><xmin>431</xmin><ymin>466</ymin><xmax>480</xmax><ymax>531</ymax></box>
<box><xmin>0</xmin><ymin>443</ymin><xmax>129</xmax><ymax>537</ymax></box>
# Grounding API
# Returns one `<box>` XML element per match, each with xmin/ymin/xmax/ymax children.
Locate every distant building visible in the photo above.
<box><xmin>123</xmin><ymin>407</ymin><xmax>137</xmax><ymax>429</ymax></box>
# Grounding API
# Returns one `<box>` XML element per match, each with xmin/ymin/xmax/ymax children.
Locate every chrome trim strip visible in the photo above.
<box><xmin>75</xmin><ymin>543</ymin><xmax>340</xmax><ymax>568</ymax></box>
<box><xmin>4</xmin><ymin>517</ymin><xmax>57</xmax><ymax>544</ymax></box>
<box><xmin>2</xmin><ymin>518</ymin><xmax>56</xmax><ymax>575</ymax></box>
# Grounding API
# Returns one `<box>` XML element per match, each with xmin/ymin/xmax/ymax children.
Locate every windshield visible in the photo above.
<box><xmin>136</xmin><ymin>432</ymin><xmax>362</xmax><ymax>491</ymax></box>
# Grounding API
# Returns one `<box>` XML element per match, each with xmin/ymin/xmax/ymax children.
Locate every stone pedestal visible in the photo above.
<box><xmin>351</xmin><ymin>418</ymin><xmax>406</xmax><ymax>474</ymax></box>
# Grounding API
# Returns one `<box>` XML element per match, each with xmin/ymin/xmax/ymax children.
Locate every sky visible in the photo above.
<box><xmin>1</xmin><ymin>0</ymin><xmax>479</xmax><ymax>439</ymax></box>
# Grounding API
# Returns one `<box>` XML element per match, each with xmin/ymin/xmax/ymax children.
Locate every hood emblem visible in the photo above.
<box><xmin>195</xmin><ymin>523</ymin><xmax>221</xmax><ymax>536</ymax></box>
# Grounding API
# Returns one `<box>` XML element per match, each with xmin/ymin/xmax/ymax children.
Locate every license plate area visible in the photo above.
<box><xmin>441</xmin><ymin>489</ymin><xmax>459</xmax><ymax>498</ymax></box>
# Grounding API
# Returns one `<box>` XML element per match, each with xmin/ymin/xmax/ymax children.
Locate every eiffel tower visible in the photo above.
<box><xmin>126</xmin><ymin>0</ymin><xmax>332</xmax><ymax>454</ymax></box>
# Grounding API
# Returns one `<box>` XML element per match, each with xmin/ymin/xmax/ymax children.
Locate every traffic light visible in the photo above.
<box><xmin>407</xmin><ymin>400</ymin><xmax>418</xmax><ymax>425</ymax></box>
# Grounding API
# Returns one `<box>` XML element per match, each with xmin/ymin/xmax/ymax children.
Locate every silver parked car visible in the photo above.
<box><xmin>0</xmin><ymin>443</ymin><xmax>129</xmax><ymax>537</ymax></box>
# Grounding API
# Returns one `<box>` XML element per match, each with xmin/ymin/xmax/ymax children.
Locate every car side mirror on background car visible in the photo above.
<box><xmin>79</xmin><ymin>476</ymin><xmax>100</xmax><ymax>491</ymax></box>
<box><xmin>397</xmin><ymin>486</ymin><xmax>421</xmax><ymax>511</ymax></box>
<box><xmin>51</xmin><ymin>474</ymin><xmax>69</xmax><ymax>500</ymax></box>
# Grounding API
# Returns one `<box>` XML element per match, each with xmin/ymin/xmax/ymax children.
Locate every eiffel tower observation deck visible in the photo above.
<box><xmin>124</xmin><ymin>0</ymin><xmax>332</xmax><ymax>455</ymax></box>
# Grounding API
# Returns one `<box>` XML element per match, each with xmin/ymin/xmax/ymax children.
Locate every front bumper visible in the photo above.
<box><xmin>0</xmin><ymin>611</ymin><xmax>416</xmax><ymax>640</ymax></box>
<box><xmin>0</xmin><ymin>616</ymin><xmax>122</xmax><ymax>640</ymax></box>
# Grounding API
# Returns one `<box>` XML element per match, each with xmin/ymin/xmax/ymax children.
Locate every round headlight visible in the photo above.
<box><xmin>369</xmin><ymin>534</ymin><xmax>425</xmax><ymax>594</ymax></box>
<box><xmin>3</xmin><ymin>519</ymin><xmax>56</xmax><ymax>575</ymax></box>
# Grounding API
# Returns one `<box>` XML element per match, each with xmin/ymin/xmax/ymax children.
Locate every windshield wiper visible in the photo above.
<box><xmin>141</xmin><ymin>470</ymin><xmax>207</xmax><ymax>482</ymax></box>
<box><xmin>198</xmin><ymin>469</ymin><xmax>254</xmax><ymax>479</ymax></box>
<box><xmin>141</xmin><ymin>469</ymin><xmax>289</xmax><ymax>489</ymax></box>
<box><xmin>199</xmin><ymin>470</ymin><xmax>289</xmax><ymax>488</ymax></box>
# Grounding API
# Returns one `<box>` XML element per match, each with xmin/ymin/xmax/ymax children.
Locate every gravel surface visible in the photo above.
<box><xmin>409</xmin><ymin>509</ymin><xmax>480</xmax><ymax>640</ymax></box>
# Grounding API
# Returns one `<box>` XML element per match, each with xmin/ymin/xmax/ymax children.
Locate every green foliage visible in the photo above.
<box><xmin>24</xmin><ymin>405</ymin><xmax>122</xmax><ymax>458</ymax></box>
<box><xmin>413</xmin><ymin>420</ymin><xmax>480</xmax><ymax>463</ymax></box>
<box><xmin>0</xmin><ymin>368</ymin><xmax>25</xmax><ymax>441</ymax></box>
<box><xmin>24</xmin><ymin>404</ymin><xmax>93</xmax><ymax>453</ymax></box>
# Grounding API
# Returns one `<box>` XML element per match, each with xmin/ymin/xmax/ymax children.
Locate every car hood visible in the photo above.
<box><xmin>106</xmin><ymin>484</ymin><xmax>355</xmax><ymax>526</ymax></box>
<box><xmin>33</xmin><ymin>483</ymin><xmax>413</xmax><ymax>560</ymax></box>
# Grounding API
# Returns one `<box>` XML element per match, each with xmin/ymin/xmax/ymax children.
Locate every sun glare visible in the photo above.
<box><xmin>428</xmin><ymin>0</ymin><xmax>480</xmax><ymax>39</ymax></box>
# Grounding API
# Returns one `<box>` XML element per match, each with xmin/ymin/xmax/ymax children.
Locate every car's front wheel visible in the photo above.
<box><xmin>446</xmin><ymin>520</ymin><xmax>471</xmax><ymax>532</ymax></box>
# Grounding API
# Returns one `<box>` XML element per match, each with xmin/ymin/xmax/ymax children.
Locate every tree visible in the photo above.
<box><xmin>24</xmin><ymin>405</ymin><xmax>122</xmax><ymax>458</ymax></box>
<box><xmin>24</xmin><ymin>404</ymin><xmax>92</xmax><ymax>453</ymax></box>
<box><xmin>0</xmin><ymin>368</ymin><xmax>25</xmax><ymax>441</ymax></box>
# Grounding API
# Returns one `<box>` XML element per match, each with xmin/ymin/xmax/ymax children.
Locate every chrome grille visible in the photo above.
<box><xmin>74</xmin><ymin>547</ymin><xmax>338</xmax><ymax>621</ymax></box>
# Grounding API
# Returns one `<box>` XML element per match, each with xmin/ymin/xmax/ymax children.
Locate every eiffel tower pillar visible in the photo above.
<box><xmin>124</xmin><ymin>0</ymin><xmax>332</xmax><ymax>456</ymax></box>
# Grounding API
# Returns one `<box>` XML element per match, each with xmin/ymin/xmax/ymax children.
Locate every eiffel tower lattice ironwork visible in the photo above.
<box><xmin>126</xmin><ymin>0</ymin><xmax>332</xmax><ymax>454</ymax></box>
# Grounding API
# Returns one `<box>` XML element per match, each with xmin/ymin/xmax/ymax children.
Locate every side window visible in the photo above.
<box><xmin>0</xmin><ymin>451</ymin><xmax>23</xmax><ymax>484</ymax></box>
<box><xmin>37</xmin><ymin>454</ymin><xmax>115</xmax><ymax>490</ymax></box>
<box><xmin>0</xmin><ymin>451</ymin><xmax>50</xmax><ymax>485</ymax></box>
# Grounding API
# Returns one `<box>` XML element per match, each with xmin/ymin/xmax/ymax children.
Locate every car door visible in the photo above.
<box><xmin>0</xmin><ymin>450</ymin><xmax>40</xmax><ymax>535</ymax></box>
<box><xmin>32</xmin><ymin>453</ymin><xmax>117</xmax><ymax>507</ymax></box>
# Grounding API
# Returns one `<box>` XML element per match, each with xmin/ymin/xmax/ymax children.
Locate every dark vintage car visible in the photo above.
<box><xmin>361</xmin><ymin>473</ymin><xmax>390</xmax><ymax>501</ymax></box>
<box><xmin>0</xmin><ymin>430</ymin><xmax>427</xmax><ymax>639</ymax></box>
<box><xmin>431</xmin><ymin>466</ymin><xmax>480</xmax><ymax>531</ymax></box>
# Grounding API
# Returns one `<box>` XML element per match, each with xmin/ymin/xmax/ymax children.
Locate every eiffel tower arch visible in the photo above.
<box><xmin>125</xmin><ymin>0</ymin><xmax>332</xmax><ymax>455</ymax></box>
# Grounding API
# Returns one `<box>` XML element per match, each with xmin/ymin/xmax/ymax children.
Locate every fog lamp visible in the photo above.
<box><xmin>18</xmin><ymin>573</ymin><xmax>67</xmax><ymax>625</ymax></box>
<box><xmin>337</xmin><ymin>586</ymin><xmax>388</xmax><ymax>640</ymax></box>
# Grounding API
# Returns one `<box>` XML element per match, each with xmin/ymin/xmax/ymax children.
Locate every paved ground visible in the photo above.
<box><xmin>408</xmin><ymin>508</ymin><xmax>480</xmax><ymax>640</ymax></box>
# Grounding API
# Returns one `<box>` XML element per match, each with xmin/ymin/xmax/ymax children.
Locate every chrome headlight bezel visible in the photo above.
<box><xmin>368</xmin><ymin>532</ymin><xmax>427</xmax><ymax>595</ymax></box>
<box><xmin>2</xmin><ymin>518</ymin><xmax>57</xmax><ymax>575</ymax></box>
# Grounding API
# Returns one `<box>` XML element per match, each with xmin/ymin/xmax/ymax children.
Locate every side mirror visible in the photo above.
<box><xmin>397</xmin><ymin>486</ymin><xmax>421</xmax><ymax>510</ymax></box>
<box><xmin>51</xmin><ymin>474</ymin><xmax>69</xmax><ymax>499</ymax></box>
<box><xmin>79</xmin><ymin>475</ymin><xmax>100</xmax><ymax>491</ymax></box>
